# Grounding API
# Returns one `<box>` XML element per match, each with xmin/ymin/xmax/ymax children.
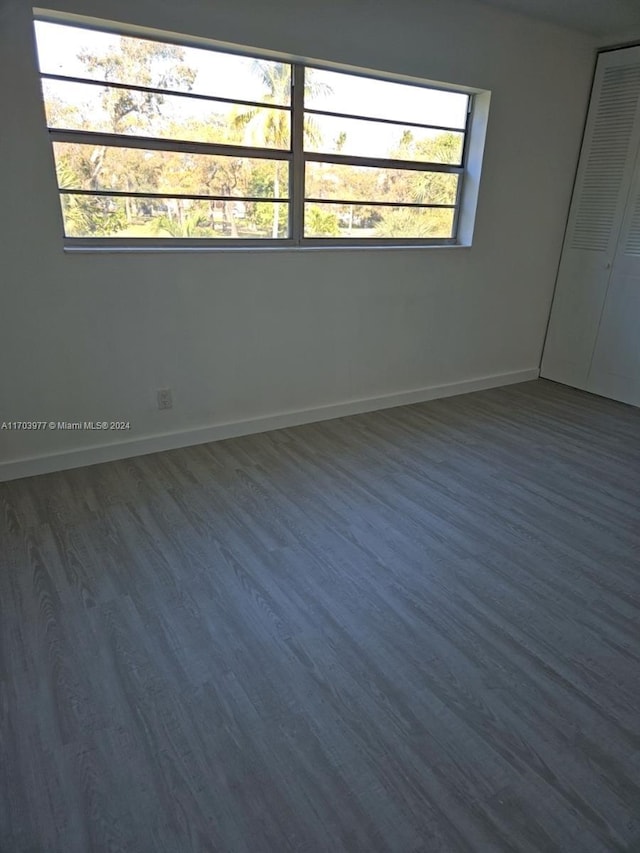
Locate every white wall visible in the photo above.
<box><xmin>601</xmin><ymin>30</ymin><xmax>640</xmax><ymax>47</ymax></box>
<box><xmin>0</xmin><ymin>0</ymin><xmax>595</xmax><ymax>479</ymax></box>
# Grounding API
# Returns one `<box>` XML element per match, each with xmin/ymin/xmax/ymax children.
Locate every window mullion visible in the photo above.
<box><xmin>451</xmin><ymin>94</ymin><xmax>473</xmax><ymax>240</ymax></box>
<box><xmin>42</xmin><ymin>72</ymin><xmax>291</xmax><ymax>113</ymax></box>
<box><xmin>303</xmin><ymin>150</ymin><xmax>463</xmax><ymax>174</ymax></box>
<box><xmin>59</xmin><ymin>189</ymin><xmax>290</xmax><ymax>203</ymax></box>
<box><xmin>303</xmin><ymin>106</ymin><xmax>464</xmax><ymax>135</ymax></box>
<box><xmin>48</xmin><ymin>128</ymin><xmax>292</xmax><ymax>162</ymax></box>
<box><xmin>291</xmin><ymin>63</ymin><xmax>305</xmax><ymax>244</ymax></box>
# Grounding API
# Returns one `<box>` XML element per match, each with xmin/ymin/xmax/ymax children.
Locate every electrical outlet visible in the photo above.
<box><xmin>157</xmin><ymin>388</ymin><xmax>173</xmax><ymax>410</ymax></box>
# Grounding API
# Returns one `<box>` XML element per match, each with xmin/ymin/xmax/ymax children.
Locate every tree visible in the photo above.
<box><xmin>151</xmin><ymin>200</ymin><xmax>215</xmax><ymax>237</ymax></box>
<box><xmin>244</xmin><ymin>161</ymin><xmax>288</xmax><ymax>236</ymax></box>
<box><xmin>233</xmin><ymin>64</ymin><xmax>331</xmax><ymax>237</ymax></box>
<box><xmin>334</xmin><ymin>131</ymin><xmax>347</xmax><ymax>153</ymax></box>
<box><xmin>75</xmin><ymin>38</ymin><xmax>197</xmax><ymax>225</ymax></box>
<box><xmin>305</xmin><ymin>205</ymin><xmax>340</xmax><ymax>237</ymax></box>
<box><xmin>231</xmin><ymin>63</ymin><xmax>290</xmax><ymax>237</ymax></box>
<box><xmin>78</xmin><ymin>38</ymin><xmax>196</xmax><ymax>134</ymax></box>
<box><xmin>412</xmin><ymin>132</ymin><xmax>462</xmax><ymax>207</ymax></box>
<box><xmin>163</xmin><ymin>116</ymin><xmax>255</xmax><ymax>236</ymax></box>
<box><xmin>57</xmin><ymin>156</ymin><xmax>127</xmax><ymax>236</ymax></box>
<box><xmin>373</xmin><ymin>130</ymin><xmax>461</xmax><ymax>238</ymax></box>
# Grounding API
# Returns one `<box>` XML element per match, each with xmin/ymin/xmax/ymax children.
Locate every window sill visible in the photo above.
<box><xmin>63</xmin><ymin>242</ymin><xmax>471</xmax><ymax>254</ymax></box>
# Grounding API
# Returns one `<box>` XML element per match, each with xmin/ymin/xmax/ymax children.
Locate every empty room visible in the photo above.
<box><xmin>1</xmin><ymin>0</ymin><xmax>640</xmax><ymax>849</ymax></box>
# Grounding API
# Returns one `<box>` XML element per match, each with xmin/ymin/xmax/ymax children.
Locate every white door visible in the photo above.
<box><xmin>587</xmin><ymin>155</ymin><xmax>640</xmax><ymax>406</ymax></box>
<box><xmin>541</xmin><ymin>47</ymin><xmax>640</xmax><ymax>395</ymax></box>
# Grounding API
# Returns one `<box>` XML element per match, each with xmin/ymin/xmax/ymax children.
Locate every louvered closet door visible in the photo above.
<box><xmin>587</xmin><ymin>146</ymin><xmax>640</xmax><ymax>406</ymax></box>
<box><xmin>541</xmin><ymin>46</ymin><xmax>640</xmax><ymax>391</ymax></box>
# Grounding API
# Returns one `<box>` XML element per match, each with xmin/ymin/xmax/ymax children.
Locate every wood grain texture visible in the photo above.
<box><xmin>1</xmin><ymin>379</ymin><xmax>639</xmax><ymax>852</ymax></box>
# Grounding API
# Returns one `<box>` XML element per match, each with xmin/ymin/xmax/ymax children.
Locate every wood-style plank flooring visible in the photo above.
<box><xmin>1</xmin><ymin>379</ymin><xmax>640</xmax><ymax>852</ymax></box>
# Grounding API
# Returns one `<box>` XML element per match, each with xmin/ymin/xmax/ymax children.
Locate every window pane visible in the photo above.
<box><xmin>34</xmin><ymin>16</ymin><xmax>467</xmax><ymax>244</ymax></box>
<box><xmin>34</xmin><ymin>22</ymin><xmax>291</xmax><ymax>106</ymax></box>
<box><xmin>42</xmin><ymin>80</ymin><xmax>291</xmax><ymax>148</ymax></box>
<box><xmin>305</xmin><ymin>67</ymin><xmax>468</xmax><ymax>129</ymax></box>
<box><xmin>305</xmin><ymin>161</ymin><xmax>459</xmax><ymax>205</ymax></box>
<box><xmin>305</xmin><ymin>115</ymin><xmax>463</xmax><ymax>164</ymax></box>
<box><xmin>52</xmin><ymin>142</ymin><xmax>289</xmax><ymax>198</ymax></box>
<box><xmin>61</xmin><ymin>194</ymin><xmax>288</xmax><ymax>238</ymax></box>
<box><xmin>304</xmin><ymin>203</ymin><xmax>454</xmax><ymax>239</ymax></box>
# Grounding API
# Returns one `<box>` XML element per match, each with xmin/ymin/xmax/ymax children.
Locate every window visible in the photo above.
<box><xmin>33</xmin><ymin>15</ymin><xmax>473</xmax><ymax>246</ymax></box>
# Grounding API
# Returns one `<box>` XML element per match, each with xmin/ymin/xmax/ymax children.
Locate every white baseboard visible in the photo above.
<box><xmin>0</xmin><ymin>368</ymin><xmax>539</xmax><ymax>482</ymax></box>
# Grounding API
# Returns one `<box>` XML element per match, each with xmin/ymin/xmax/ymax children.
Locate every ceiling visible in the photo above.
<box><xmin>470</xmin><ymin>0</ymin><xmax>640</xmax><ymax>38</ymax></box>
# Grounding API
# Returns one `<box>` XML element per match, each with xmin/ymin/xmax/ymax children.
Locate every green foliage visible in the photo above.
<box><xmin>243</xmin><ymin>161</ymin><xmax>287</xmax><ymax>236</ymax></box>
<box><xmin>46</xmin><ymin>32</ymin><xmax>459</xmax><ymax>241</ymax></box>
<box><xmin>416</xmin><ymin>132</ymin><xmax>462</xmax><ymax>166</ymax></box>
<box><xmin>79</xmin><ymin>38</ymin><xmax>196</xmax><ymax>134</ymax></box>
<box><xmin>57</xmin><ymin>157</ymin><xmax>126</xmax><ymax>235</ymax></box>
<box><xmin>244</xmin><ymin>202</ymin><xmax>286</xmax><ymax>236</ymax></box>
<box><xmin>151</xmin><ymin>207</ymin><xmax>212</xmax><ymax>238</ymax></box>
<box><xmin>306</xmin><ymin>205</ymin><xmax>340</xmax><ymax>237</ymax></box>
<box><xmin>334</xmin><ymin>131</ymin><xmax>347</xmax><ymax>153</ymax></box>
<box><xmin>367</xmin><ymin>130</ymin><xmax>461</xmax><ymax>238</ymax></box>
<box><xmin>374</xmin><ymin>207</ymin><xmax>452</xmax><ymax>239</ymax></box>
<box><xmin>60</xmin><ymin>193</ymin><xmax>127</xmax><ymax>237</ymax></box>
<box><xmin>232</xmin><ymin>64</ymin><xmax>330</xmax><ymax>237</ymax></box>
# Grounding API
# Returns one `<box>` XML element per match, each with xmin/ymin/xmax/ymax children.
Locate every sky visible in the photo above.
<box><xmin>34</xmin><ymin>21</ymin><xmax>468</xmax><ymax>158</ymax></box>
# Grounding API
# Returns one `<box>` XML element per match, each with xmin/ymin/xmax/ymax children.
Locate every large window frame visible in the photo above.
<box><xmin>34</xmin><ymin>12</ymin><xmax>474</xmax><ymax>249</ymax></box>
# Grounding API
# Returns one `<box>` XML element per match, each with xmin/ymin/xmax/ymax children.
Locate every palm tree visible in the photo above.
<box><xmin>233</xmin><ymin>63</ymin><xmax>331</xmax><ymax>237</ymax></box>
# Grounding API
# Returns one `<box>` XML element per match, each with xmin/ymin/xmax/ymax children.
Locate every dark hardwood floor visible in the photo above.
<box><xmin>1</xmin><ymin>379</ymin><xmax>639</xmax><ymax>852</ymax></box>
